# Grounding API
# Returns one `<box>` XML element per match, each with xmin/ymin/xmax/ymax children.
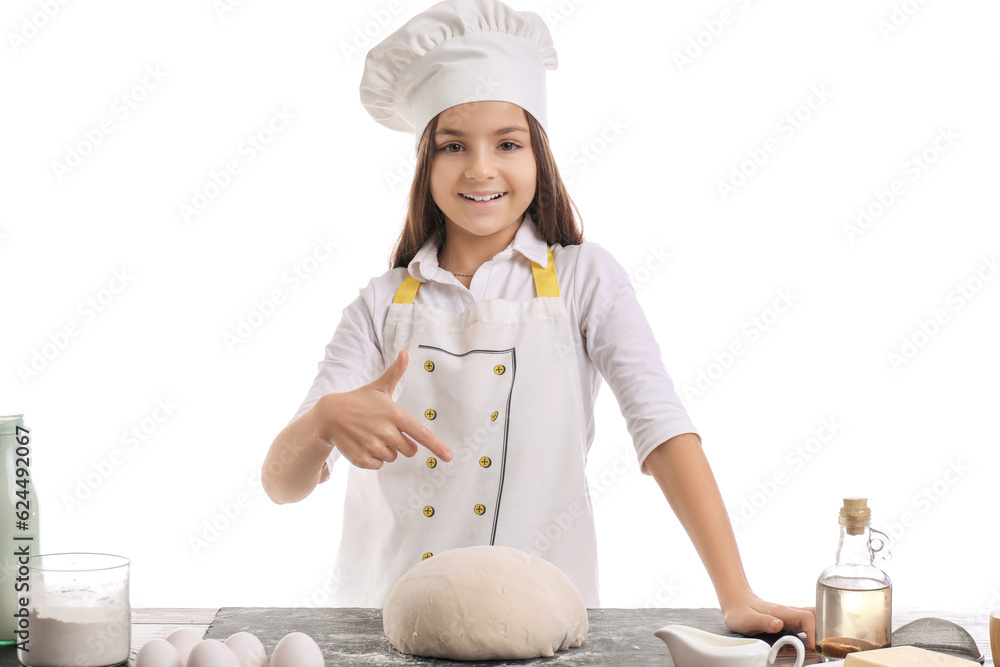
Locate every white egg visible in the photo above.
<box><xmin>165</xmin><ymin>628</ymin><xmax>203</xmax><ymax>666</ymax></box>
<box><xmin>186</xmin><ymin>639</ymin><xmax>241</xmax><ymax>667</ymax></box>
<box><xmin>224</xmin><ymin>632</ymin><xmax>267</xmax><ymax>667</ymax></box>
<box><xmin>135</xmin><ymin>639</ymin><xmax>183</xmax><ymax>667</ymax></box>
<box><xmin>270</xmin><ymin>632</ymin><xmax>324</xmax><ymax>667</ymax></box>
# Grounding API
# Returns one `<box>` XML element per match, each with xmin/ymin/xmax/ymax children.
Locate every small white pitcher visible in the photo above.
<box><xmin>654</xmin><ymin>624</ymin><xmax>804</xmax><ymax>667</ymax></box>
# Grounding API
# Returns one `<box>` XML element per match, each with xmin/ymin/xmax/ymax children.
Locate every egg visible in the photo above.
<box><xmin>186</xmin><ymin>639</ymin><xmax>241</xmax><ymax>667</ymax></box>
<box><xmin>135</xmin><ymin>639</ymin><xmax>183</xmax><ymax>667</ymax></box>
<box><xmin>270</xmin><ymin>631</ymin><xmax>324</xmax><ymax>667</ymax></box>
<box><xmin>165</xmin><ymin>628</ymin><xmax>203</xmax><ymax>666</ymax></box>
<box><xmin>224</xmin><ymin>632</ymin><xmax>267</xmax><ymax>667</ymax></box>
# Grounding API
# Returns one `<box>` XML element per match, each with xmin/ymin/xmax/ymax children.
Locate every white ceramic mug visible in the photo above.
<box><xmin>654</xmin><ymin>624</ymin><xmax>805</xmax><ymax>667</ymax></box>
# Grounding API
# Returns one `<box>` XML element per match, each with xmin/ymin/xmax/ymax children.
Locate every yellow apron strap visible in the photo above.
<box><xmin>395</xmin><ymin>247</ymin><xmax>557</xmax><ymax>303</ymax></box>
<box><xmin>531</xmin><ymin>246</ymin><xmax>560</xmax><ymax>298</ymax></box>
<box><xmin>393</xmin><ymin>275</ymin><xmax>422</xmax><ymax>304</ymax></box>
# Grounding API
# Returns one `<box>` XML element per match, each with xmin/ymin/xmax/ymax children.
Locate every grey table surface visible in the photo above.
<box><xmin>202</xmin><ymin>606</ymin><xmax>801</xmax><ymax>666</ymax></box>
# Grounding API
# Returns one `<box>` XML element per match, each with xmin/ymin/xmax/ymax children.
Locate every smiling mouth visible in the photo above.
<box><xmin>461</xmin><ymin>192</ymin><xmax>506</xmax><ymax>202</ymax></box>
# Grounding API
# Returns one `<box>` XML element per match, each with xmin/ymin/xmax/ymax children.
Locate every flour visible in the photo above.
<box><xmin>18</xmin><ymin>604</ymin><xmax>130</xmax><ymax>667</ymax></box>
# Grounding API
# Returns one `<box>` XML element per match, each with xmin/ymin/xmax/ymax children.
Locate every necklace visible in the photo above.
<box><xmin>438</xmin><ymin>250</ymin><xmax>475</xmax><ymax>277</ymax></box>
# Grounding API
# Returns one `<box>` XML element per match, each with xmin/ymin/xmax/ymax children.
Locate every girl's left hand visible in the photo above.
<box><xmin>721</xmin><ymin>591</ymin><xmax>816</xmax><ymax>648</ymax></box>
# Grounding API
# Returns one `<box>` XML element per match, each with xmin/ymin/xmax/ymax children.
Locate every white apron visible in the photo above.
<box><xmin>334</xmin><ymin>248</ymin><xmax>599</xmax><ymax>607</ymax></box>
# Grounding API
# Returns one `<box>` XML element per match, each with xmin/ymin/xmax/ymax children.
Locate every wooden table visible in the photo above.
<box><xmin>2</xmin><ymin>607</ymin><xmax>994</xmax><ymax>665</ymax></box>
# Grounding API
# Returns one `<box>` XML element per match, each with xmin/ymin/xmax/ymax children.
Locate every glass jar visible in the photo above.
<box><xmin>18</xmin><ymin>553</ymin><xmax>131</xmax><ymax>667</ymax></box>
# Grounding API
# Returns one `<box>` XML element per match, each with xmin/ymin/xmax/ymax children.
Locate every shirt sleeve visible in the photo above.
<box><xmin>291</xmin><ymin>281</ymin><xmax>388</xmax><ymax>474</ymax></box>
<box><xmin>571</xmin><ymin>242</ymin><xmax>699</xmax><ymax>474</ymax></box>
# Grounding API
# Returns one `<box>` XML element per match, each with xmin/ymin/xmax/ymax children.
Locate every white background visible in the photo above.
<box><xmin>2</xmin><ymin>0</ymin><xmax>999</xmax><ymax>618</ymax></box>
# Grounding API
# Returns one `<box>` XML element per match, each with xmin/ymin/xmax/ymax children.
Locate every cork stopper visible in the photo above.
<box><xmin>839</xmin><ymin>497</ymin><xmax>871</xmax><ymax>535</ymax></box>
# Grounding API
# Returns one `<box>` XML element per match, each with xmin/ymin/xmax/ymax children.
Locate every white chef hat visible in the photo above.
<box><xmin>359</xmin><ymin>0</ymin><xmax>558</xmax><ymax>143</ymax></box>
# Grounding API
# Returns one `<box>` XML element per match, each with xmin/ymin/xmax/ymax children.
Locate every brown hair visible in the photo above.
<box><xmin>390</xmin><ymin>109</ymin><xmax>583</xmax><ymax>268</ymax></box>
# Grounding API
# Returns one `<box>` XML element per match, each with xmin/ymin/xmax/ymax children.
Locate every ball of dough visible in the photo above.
<box><xmin>383</xmin><ymin>546</ymin><xmax>588</xmax><ymax>660</ymax></box>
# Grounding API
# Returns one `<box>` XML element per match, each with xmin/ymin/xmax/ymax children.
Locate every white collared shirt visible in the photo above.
<box><xmin>294</xmin><ymin>215</ymin><xmax>698</xmax><ymax>475</ymax></box>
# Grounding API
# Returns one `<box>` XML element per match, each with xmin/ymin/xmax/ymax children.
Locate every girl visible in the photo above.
<box><xmin>263</xmin><ymin>0</ymin><xmax>814</xmax><ymax>646</ymax></box>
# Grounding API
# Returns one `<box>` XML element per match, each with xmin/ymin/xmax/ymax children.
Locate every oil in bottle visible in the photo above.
<box><xmin>815</xmin><ymin>498</ymin><xmax>892</xmax><ymax>659</ymax></box>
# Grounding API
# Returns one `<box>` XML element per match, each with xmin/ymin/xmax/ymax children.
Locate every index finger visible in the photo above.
<box><xmin>397</xmin><ymin>411</ymin><xmax>452</xmax><ymax>462</ymax></box>
<box><xmin>773</xmin><ymin>605</ymin><xmax>815</xmax><ymax>648</ymax></box>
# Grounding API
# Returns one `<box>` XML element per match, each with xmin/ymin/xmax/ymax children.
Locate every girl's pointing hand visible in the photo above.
<box><xmin>316</xmin><ymin>350</ymin><xmax>453</xmax><ymax>470</ymax></box>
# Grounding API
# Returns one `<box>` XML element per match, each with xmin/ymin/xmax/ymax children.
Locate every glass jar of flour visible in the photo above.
<box><xmin>18</xmin><ymin>553</ymin><xmax>131</xmax><ymax>667</ymax></box>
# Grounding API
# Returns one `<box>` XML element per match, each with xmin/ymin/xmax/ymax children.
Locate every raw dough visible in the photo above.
<box><xmin>382</xmin><ymin>546</ymin><xmax>588</xmax><ymax>660</ymax></box>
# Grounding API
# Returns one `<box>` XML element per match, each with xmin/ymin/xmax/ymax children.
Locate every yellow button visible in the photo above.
<box><xmin>474</xmin><ymin>504</ymin><xmax>486</xmax><ymax>515</ymax></box>
<box><xmin>423</xmin><ymin>506</ymin><xmax>435</xmax><ymax>517</ymax></box>
<box><xmin>490</xmin><ymin>411</ymin><xmax>499</xmax><ymax>422</ymax></box>
<box><xmin>493</xmin><ymin>365</ymin><xmax>505</xmax><ymax>375</ymax></box>
<box><xmin>422</xmin><ymin>552</ymin><xmax>433</xmax><ymax>560</ymax></box>
<box><xmin>424</xmin><ymin>409</ymin><xmax>436</xmax><ymax>420</ymax></box>
<box><xmin>479</xmin><ymin>456</ymin><xmax>491</xmax><ymax>468</ymax></box>
<box><xmin>424</xmin><ymin>360</ymin><xmax>435</xmax><ymax>372</ymax></box>
<box><xmin>427</xmin><ymin>457</ymin><xmax>437</xmax><ymax>469</ymax></box>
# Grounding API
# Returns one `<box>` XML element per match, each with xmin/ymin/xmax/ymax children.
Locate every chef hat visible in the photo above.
<box><xmin>359</xmin><ymin>0</ymin><xmax>558</xmax><ymax>143</ymax></box>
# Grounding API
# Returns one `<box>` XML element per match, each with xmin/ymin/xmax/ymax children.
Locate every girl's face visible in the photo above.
<box><xmin>430</xmin><ymin>101</ymin><xmax>537</xmax><ymax>248</ymax></box>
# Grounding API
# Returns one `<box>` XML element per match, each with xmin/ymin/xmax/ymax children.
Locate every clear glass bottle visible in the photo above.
<box><xmin>1</xmin><ymin>414</ymin><xmax>40</xmax><ymax>645</ymax></box>
<box><xmin>816</xmin><ymin>498</ymin><xmax>891</xmax><ymax>659</ymax></box>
